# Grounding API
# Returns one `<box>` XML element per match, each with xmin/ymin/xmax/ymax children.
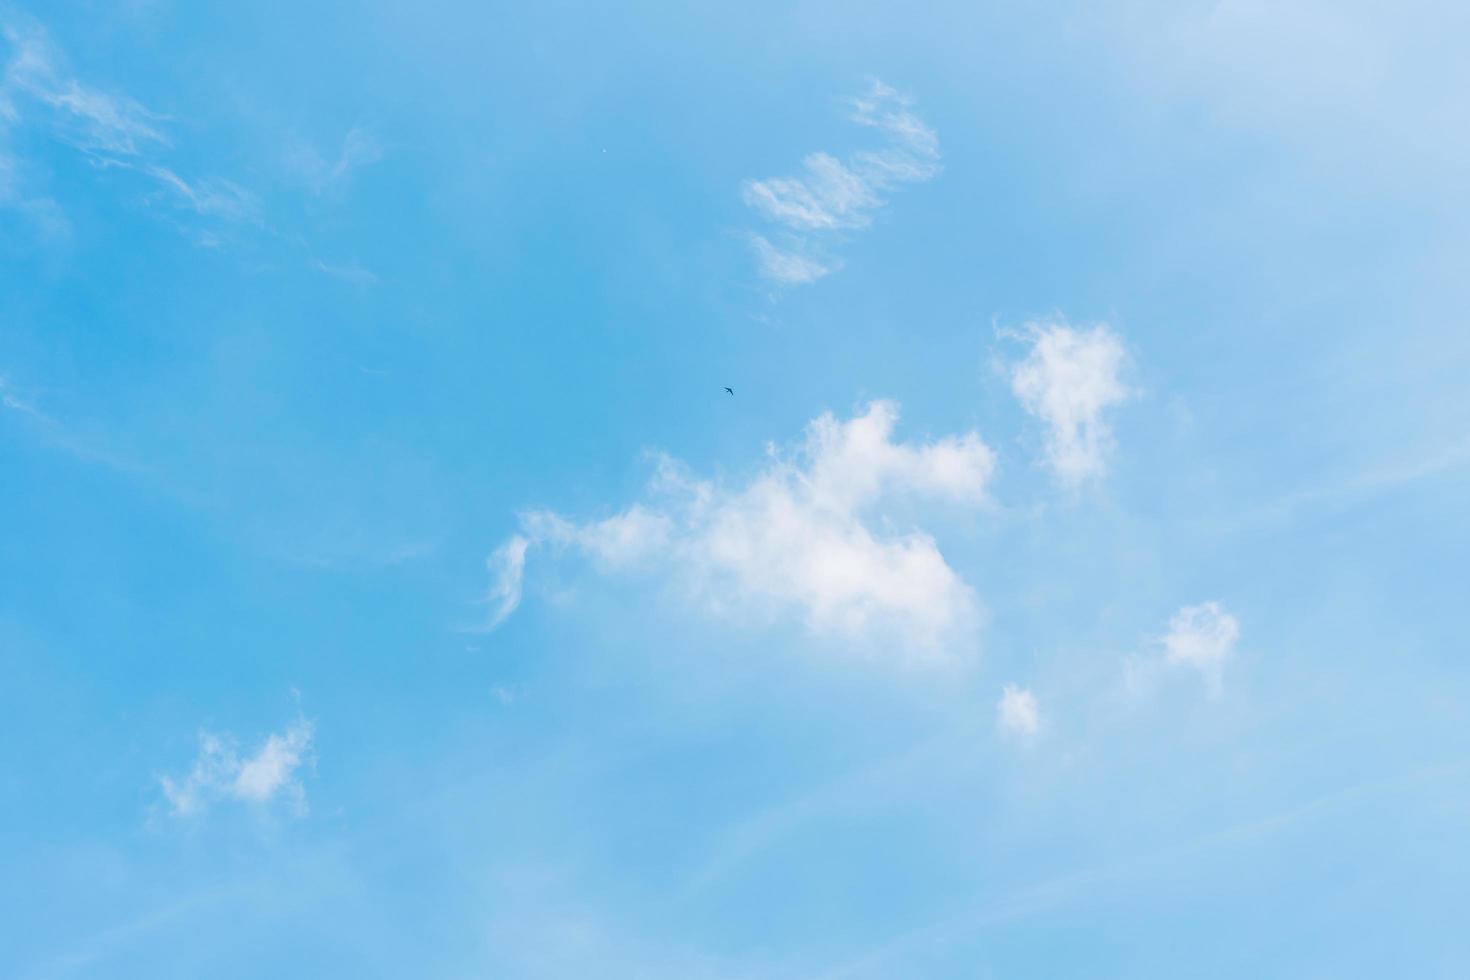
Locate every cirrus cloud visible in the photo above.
<box><xmin>742</xmin><ymin>80</ymin><xmax>941</xmax><ymax>287</ymax></box>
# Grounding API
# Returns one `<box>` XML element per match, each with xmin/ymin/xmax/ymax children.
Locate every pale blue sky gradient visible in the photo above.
<box><xmin>3</xmin><ymin>2</ymin><xmax>1469</xmax><ymax>977</ymax></box>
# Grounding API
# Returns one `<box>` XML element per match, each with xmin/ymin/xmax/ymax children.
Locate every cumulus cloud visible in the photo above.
<box><xmin>485</xmin><ymin>400</ymin><xmax>994</xmax><ymax>662</ymax></box>
<box><xmin>1163</xmin><ymin>600</ymin><xmax>1240</xmax><ymax>693</ymax></box>
<box><xmin>742</xmin><ymin>80</ymin><xmax>940</xmax><ymax>286</ymax></box>
<box><xmin>160</xmin><ymin>718</ymin><xmax>314</xmax><ymax>818</ymax></box>
<box><xmin>1006</xmin><ymin>319</ymin><xmax>1131</xmax><ymax>487</ymax></box>
<box><xmin>996</xmin><ymin>684</ymin><xmax>1040</xmax><ymax>738</ymax></box>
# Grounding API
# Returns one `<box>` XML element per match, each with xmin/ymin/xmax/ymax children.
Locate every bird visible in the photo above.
<box><xmin>723</xmin><ymin>387</ymin><xmax>735</xmax><ymax>396</ymax></box>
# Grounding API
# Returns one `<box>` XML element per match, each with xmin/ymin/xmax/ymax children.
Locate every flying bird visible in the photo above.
<box><xmin>723</xmin><ymin>387</ymin><xmax>734</xmax><ymax>396</ymax></box>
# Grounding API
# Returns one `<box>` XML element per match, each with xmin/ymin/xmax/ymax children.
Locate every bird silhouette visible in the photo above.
<box><xmin>723</xmin><ymin>387</ymin><xmax>735</xmax><ymax>396</ymax></box>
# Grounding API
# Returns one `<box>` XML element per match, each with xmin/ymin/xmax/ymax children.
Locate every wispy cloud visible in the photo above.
<box><xmin>482</xmin><ymin>400</ymin><xmax>994</xmax><ymax>661</ymax></box>
<box><xmin>0</xmin><ymin>372</ymin><xmax>43</xmax><ymax>418</ymax></box>
<box><xmin>0</xmin><ymin>374</ymin><xmax>145</xmax><ymax>473</ymax></box>
<box><xmin>2</xmin><ymin>20</ymin><xmax>166</xmax><ymax>157</ymax></box>
<box><xmin>141</xmin><ymin>165</ymin><xmax>260</xmax><ymax>221</ymax></box>
<box><xmin>1004</xmin><ymin>318</ymin><xmax>1131</xmax><ymax>488</ymax></box>
<box><xmin>1248</xmin><ymin>433</ymin><xmax>1470</xmax><ymax>528</ymax></box>
<box><xmin>477</xmin><ymin>534</ymin><xmax>529</xmax><ymax>631</ymax></box>
<box><xmin>313</xmin><ymin>258</ymin><xmax>379</xmax><ymax>286</ymax></box>
<box><xmin>742</xmin><ymin>80</ymin><xmax>940</xmax><ymax>287</ymax></box>
<box><xmin>287</xmin><ymin>125</ymin><xmax>383</xmax><ymax>197</ymax></box>
<box><xmin>748</xmin><ymin>233</ymin><xmax>832</xmax><ymax>285</ymax></box>
<box><xmin>159</xmin><ymin>717</ymin><xmax>315</xmax><ymax>819</ymax></box>
<box><xmin>1</xmin><ymin>15</ymin><xmax>259</xmax><ymax>238</ymax></box>
<box><xmin>817</xmin><ymin>759</ymin><xmax>1464</xmax><ymax>979</ymax></box>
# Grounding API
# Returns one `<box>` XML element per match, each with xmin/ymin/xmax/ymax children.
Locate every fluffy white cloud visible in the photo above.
<box><xmin>487</xmin><ymin>401</ymin><xmax>994</xmax><ymax>662</ymax></box>
<box><xmin>1007</xmin><ymin>320</ymin><xmax>1130</xmax><ymax>487</ymax></box>
<box><xmin>160</xmin><ymin>718</ymin><xmax>314</xmax><ymax>818</ymax></box>
<box><xmin>996</xmin><ymin>684</ymin><xmax>1040</xmax><ymax>738</ymax></box>
<box><xmin>743</xmin><ymin>80</ymin><xmax>940</xmax><ymax>286</ymax></box>
<box><xmin>1163</xmin><ymin>600</ymin><xmax>1240</xmax><ymax>692</ymax></box>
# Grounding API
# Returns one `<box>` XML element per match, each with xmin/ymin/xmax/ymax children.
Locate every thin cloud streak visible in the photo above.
<box><xmin>742</xmin><ymin>80</ymin><xmax>941</xmax><ymax>287</ymax></box>
<box><xmin>818</xmin><ymin>759</ymin><xmax>1470</xmax><ymax>979</ymax></box>
<box><xmin>1</xmin><ymin>15</ymin><xmax>260</xmax><ymax>239</ymax></box>
<box><xmin>0</xmin><ymin>374</ymin><xmax>148</xmax><ymax>475</ymax></box>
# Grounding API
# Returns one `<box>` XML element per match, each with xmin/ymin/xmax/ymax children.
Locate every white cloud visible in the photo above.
<box><xmin>160</xmin><ymin>718</ymin><xmax>314</xmax><ymax>818</ymax></box>
<box><xmin>742</xmin><ymin>80</ymin><xmax>940</xmax><ymax>286</ymax></box>
<box><xmin>996</xmin><ymin>684</ymin><xmax>1040</xmax><ymax>738</ymax></box>
<box><xmin>0</xmin><ymin>373</ymin><xmax>143</xmax><ymax>472</ymax></box>
<box><xmin>1006</xmin><ymin>319</ymin><xmax>1130</xmax><ymax>487</ymax></box>
<box><xmin>748</xmin><ymin>234</ymin><xmax>831</xmax><ymax>285</ymax></box>
<box><xmin>744</xmin><ymin>152</ymin><xmax>880</xmax><ymax>231</ymax></box>
<box><xmin>487</xmin><ymin>401</ymin><xmax>994</xmax><ymax>662</ymax></box>
<box><xmin>1162</xmin><ymin>600</ymin><xmax>1240</xmax><ymax>693</ymax></box>
<box><xmin>478</xmin><ymin>534</ymin><xmax>529</xmax><ymax>630</ymax></box>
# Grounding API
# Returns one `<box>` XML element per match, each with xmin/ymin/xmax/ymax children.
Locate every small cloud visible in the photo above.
<box><xmin>314</xmin><ymin>259</ymin><xmax>379</xmax><ymax>285</ymax></box>
<box><xmin>287</xmin><ymin>126</ymin><xmax>383</xmax><ymax>197</ymax></box>
<box><xmin>748</xmin><ymin>234</ymin><xmax>831</xmax><ymax>285</ymax></box>
<box><xmin>742</xmin><ymin>79</ymin><xmax>940</xmax><ymax>287</ymax></box>
<box><xmin>159</xmin><ymin>717</ymin><xmax>314</xmax><ymax>818</ymax></box>
<box><xmin>1162</xmin><ymin>600</ymin><xmax>1240</xmax><ymax>694</ymax></box>
<box><xmin>996</xmin><ymin>683</ymin><xmax>1040</xmax><ymax>738</ymax></box>
<box><xmin>1004</xmin><ymin>318</ymin><xmax>1131</xmax><ymax>488</ymax></box>
<box><xmin>475</xmin><ymin>535</ymin><xmax>528</xmax><ymax>631</ymax></box>
<box><xmin>744</xmin><ymin>152</ymin><xmax>879</xmax><ymax>231</ymax></box>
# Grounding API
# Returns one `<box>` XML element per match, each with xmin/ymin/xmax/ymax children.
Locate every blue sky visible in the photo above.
<box><xmin>3</xmin><ymin>1</ymin><xmax>1470</xmax><ymax>976</ymax></box>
